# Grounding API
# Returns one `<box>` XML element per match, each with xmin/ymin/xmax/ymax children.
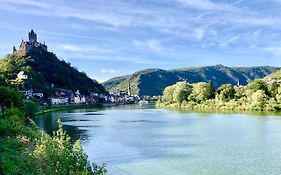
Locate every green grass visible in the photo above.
<box><xmin>36</xmin><ymin>104</ymin><xmax>104</xmax><ymax>115</ymax></box>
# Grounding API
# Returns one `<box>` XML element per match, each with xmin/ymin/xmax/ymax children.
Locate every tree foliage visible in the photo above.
<box><xmin>22</xmin><ymin>99</ymin><xmax>38</xmax><ymax>120</ymax></box>
<box><xmin>188</xmin><ymin>82</ymin><xmax>214</xmax><ymax>103</ymax></box>
<box><xmin>0</xmin><ymin>86</ymin><xmax>23</xmax><ymax>117</ymax></box>
<box><xmin>158</xmin><ymin>78</ymin><xmax>281</xmax><ymax>112</ymax></box>
<box><xmin>216</xmin><ymin>84</ymin><xmax>235</xmax><ymax>101</ymax></box>
<box><xmin>0</xmin><ymin>51</ymin><xmax>106</xmax><ymax>97</ymax></box>
<box><xmin>33</xmin><ymin>120</ymin><xmax>107</xmax><ymax>175</ymax></box>
<box><xmin>0</xmin><ymin>84</ymin><xmax>106</xmax><ymax>175</ymax></box>
<box><xmin>104</xmin><ymin>65</ymin><xmax>279</xmax><ymax>96</ymax></box>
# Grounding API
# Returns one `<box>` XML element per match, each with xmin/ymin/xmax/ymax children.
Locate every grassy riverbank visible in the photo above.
<box><xmin>157</xmin><ymin>80</ymin><xmax>281</xmax><ymax>113</ymax></box>
<box><xmin>36</xmin><ymin>104</ymin><xmax>104</xmax><ymax>115</ymax></box>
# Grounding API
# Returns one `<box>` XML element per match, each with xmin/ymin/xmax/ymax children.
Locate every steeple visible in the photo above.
<box><xmin>128</xmin><ymin>82</ymin><xmax>131</xmax><ymax>96</ymax></box>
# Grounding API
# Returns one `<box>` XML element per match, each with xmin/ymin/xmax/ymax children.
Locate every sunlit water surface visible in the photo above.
<box><xmin>36</xmin><ymin>104</ymin><xmax>281</xmax><ymax>175</ymax></box>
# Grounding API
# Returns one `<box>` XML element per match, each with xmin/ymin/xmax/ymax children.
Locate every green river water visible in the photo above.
<box><xmin>36</xmin><ymin>104</ymin><xmax>281</xmax><ymax>175</ymax></box>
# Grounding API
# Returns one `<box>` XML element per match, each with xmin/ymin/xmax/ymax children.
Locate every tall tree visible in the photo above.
<box><xmin>0</xmin><ymin>86</ymin><xmax>22</xmax><ymax>117</ymax></box>
<box><xmin>216</xmin><ymin>84</ymin><xmax>235</xmax><ymax>101</ymax></box>
<box><xmin>188</xmin><ymin>82</ymin><xmax>214</xmax><ymax>103</ymax></box>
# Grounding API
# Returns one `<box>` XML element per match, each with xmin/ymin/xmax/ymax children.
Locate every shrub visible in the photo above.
<box><xmin>33</xmin><ymin>120</ymin><xmax>107</xmax><ymax>175</ymax></box>
<box><xmin>22</xmin><ymin>100</ymin><xmax>38</xmax><ymax>121</ymax></box>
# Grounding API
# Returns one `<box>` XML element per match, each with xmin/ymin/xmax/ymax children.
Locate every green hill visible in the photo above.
<box><xmin>103</xmin><ymin>65</ymin><xmax>280</xmax><ymax>96</ymax></box>
<box><xmin>264</xmin><ymin>69</ymin><xmax>281</xmax><ymax>81</ymax></box>
<box><xmin>0</xmin><ymin>42</ymin><xmax>106</xmax><ymax>98</ymax></box>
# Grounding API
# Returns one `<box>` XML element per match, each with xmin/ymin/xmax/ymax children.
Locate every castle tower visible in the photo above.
<box><xmin>28</xmin><ymin>29</ymin><xmax>37</xmax><ymax>44</ymax></box>
<box><xmin>12</xmin><ymin>46</ymin><xmax>17</xmax><ymax>53</ymax></box>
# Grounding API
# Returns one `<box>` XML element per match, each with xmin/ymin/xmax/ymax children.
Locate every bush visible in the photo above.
<box><xmin>23</xmin><ymin>100</ymin><xmax>38</xmax><ymax>121</ymax></box>
<box><xmin>33</xmin><ymin>120</ymin><xmax>107</xmax><ymax>175</ymax></box>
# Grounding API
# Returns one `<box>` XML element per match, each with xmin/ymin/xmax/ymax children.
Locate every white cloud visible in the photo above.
<box><xmin>0</xmin><ymin>0</ymin><xmax>51</xmax><ymax>9</ymax></box>
<box><xmin>174</xmin><ymin>0</ymin><xmax>237</xmax><ymax>11</ymax></box>
<box><xmin>147</xmin><ymin>40</ymin><xmax>163</xmax><ymax>52</ymax></box>
<box><xmin>193</xmin><ymin>28</ymin><xmax>205</xmax><ymax>40</ymax></box>
<box><xmin>57</xmin><ymin>43</ymin><xmax>117</xmax><ymax>55</ymax></box>
<box><xmin>133</xmin><ymin>39</ymin><xmax>163</xmax><ymax>52</ymax></box>
<box><xmin>101</xmin><ymin>69</ymin><xmax>116</xmax><ymax>73</ymax></box>
<box><xmin>220</xmin><ymin>35</ymin><xmax>240</xmax><ymax>48</ymax></box>
<box><xmin>59</xmin><ymin>44</ymin><xmax>81</xmax><ymax>51</ymax></box>
<box><xmin>264</xmin><ymin>46</ymin><xmax>281</xmax><ymax>56</ymax></box>
<box><xmin>1</xmin><ymin>0</ymin><xmax>280</xmax><ymax>57</ymax></box>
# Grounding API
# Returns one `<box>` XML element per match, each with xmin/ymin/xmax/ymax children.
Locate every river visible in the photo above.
<box><xmin>36</xmin><ymin>104</ymin><xmax>281</xmax><ymax>175</ymax></box>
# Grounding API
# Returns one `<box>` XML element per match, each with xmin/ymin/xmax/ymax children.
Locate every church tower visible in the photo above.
<box><xmin>128</xmin><ymin>82</ymin><xmax>131</xmax><ymax>96</ymax></box>
<box><xmin>28</xmin><ymin>29</ymin><xmax>37</xmax><ymax>44</ymax></box>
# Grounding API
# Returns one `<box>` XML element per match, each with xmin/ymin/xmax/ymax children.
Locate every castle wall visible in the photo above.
<box><xmin>13</xmin><ymin>30</ymin><xmax>48</xmax><ymax>56</ymax></box>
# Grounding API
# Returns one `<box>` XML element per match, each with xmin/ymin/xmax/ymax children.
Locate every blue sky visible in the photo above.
<box><xmin>0</xmin><ymin>0</ymin><xmax>281</xmax><ymax>82</ymax></box>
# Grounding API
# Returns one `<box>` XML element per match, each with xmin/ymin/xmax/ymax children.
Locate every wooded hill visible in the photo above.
<box><xmin>0</xmin><ymin>47</ymin><xmax>106</xmax><ymax>97</ymax></box>
<box><xmin>103</xmin><ymin>65</ymin><xmax>280</xmax><ymax>96</ymax></box>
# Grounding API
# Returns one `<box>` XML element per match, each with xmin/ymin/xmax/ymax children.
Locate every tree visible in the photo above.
<box><xmin>0</xmin><ymin>86</ymin><xmax>22</xmax><ymax>117</ymax></box>
<box><xmin>251</xmin><ymin>90</ymin><xmax>267</xmax><ymax>110</ymax></box>
<box><xmin>234</xmin><ymin>87</ymin><xmax>245</xmax><ymax>99</ymax></box>
<box><xmin>173</xmin><ymin>81</ymin><xmax>192</xmax><ymax>103</ymax></box>
<box><xmin>22</xmin><ymin>100</ymin><xmax>38</xmax><ymax>121</ymax></box>
<box><xmin>188</xmin><ymin>82</ymin><xmax>214</xmax><ymax>103</ymax></box>
<box><xmin>162</xmin><ymin>84</ymin><xmax>176</xmax><ymax>103</ymax></box>
<box><xmin>247</xmin><ymin>79</ymin><xmax>269</xmax><ymax>94</ymax></box>
<box><xmin>216</xmin><ymin>84</ymin><xmax>235</xmax><ymax>101</ymax></box>
<box><xmin>0</xmin><ymin>75</ymin><xmax>9</xmax><ymax>86</ymax></box>
<box><xmin>268</xmin><ymin>81</ymin><xmax>279</xmax><ymax>97</ymax></box>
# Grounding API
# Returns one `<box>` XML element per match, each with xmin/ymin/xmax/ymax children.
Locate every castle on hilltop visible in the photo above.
<box><xmin>13</xmin><ymin>29</ymin><xmax>47</xmax><ymax>56</ymax></box>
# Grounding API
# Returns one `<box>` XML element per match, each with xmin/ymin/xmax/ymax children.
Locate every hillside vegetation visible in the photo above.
<box><xmin>0</xmin><ymin>80</ymin><xmax>106</xmax><ymax>175</ymax></box>
<box><xmin>0</xmin><ymin>48</ymin><xmax>106</xmax><ymax>97</ymax></box>
<box><xmin>264</xmin><ymin>69</ymin><xmax>281</xmax><ymax>81</ymax></box>
<box><xmin>157</xmin><ymin>77</ymin><xmax>281</xmax><ymax>112</ymax></box>
<box><xmin>103</xmin><ymin>65</ymin><xmax>280</xmax><ymax>96</ymax></box>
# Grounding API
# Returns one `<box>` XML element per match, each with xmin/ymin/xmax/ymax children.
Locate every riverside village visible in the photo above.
<box><xmin>12</xmin><ymin>30</ymin><xmax>140</xmax><ymax>106</ymax></box>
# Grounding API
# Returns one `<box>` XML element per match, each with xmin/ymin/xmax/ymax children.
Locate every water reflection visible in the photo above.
<box><xmin>36</xmin><ymin>104</ymin><xmax>281</xmax><ymax>175</ymax></box>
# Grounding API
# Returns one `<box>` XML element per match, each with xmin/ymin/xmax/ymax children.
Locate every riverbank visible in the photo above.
<box><xmin>158</xmin><ymin>80</ymin><xmax>281</xmax><ymax>113</ymax></box>
<box><xmin>156</xmin><ymin>101</ymin><xmax>281</xmax><ymax>117</ymax></box>
<box><xmin>156</xmin><ymin>97</ymin><xmax>281</xmax><ymax>114</ymax></box>
<box><xmin>36</xmin><ymin>103</ymin><xmax>104</xmax><ymax>115</ymax></box>
<box><xmin>36</xmin><ymin>102</ymin><xmax>140</xmax><ymax>116</ymax></box>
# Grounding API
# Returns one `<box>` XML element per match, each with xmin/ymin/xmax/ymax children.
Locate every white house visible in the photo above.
<box><xmin>50</xmin><ymin>97</ymin><xmax>69</xmax><ymax>105</ymax></box>
<box><xmin>17</xmin><ymin>71</ymin><xmax>28</xmax><ymax>80</ymax></box>
<box><xmin>74</xmin><ymin>95</ymin><xmax>86</xmax><ymax>104</ymax></box>
<box><xmin>33</xmin><ymin>92</ymin><xmax>44</xmax><ymax>98</ymax></box>
<box><xmin>20</xmin><ymin>89</ymin><xmax>33</xmax><ymax>97</ymax></box>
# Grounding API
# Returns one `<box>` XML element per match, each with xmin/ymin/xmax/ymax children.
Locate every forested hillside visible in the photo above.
<box><xmin>0</xmin><ymin>48</ymin><xmax>106</xmax><ymax>96</ymax></box>
<box><xmin>103</xmin><ymin>65</ymin><xmax>279</xmax><ymax>96</ymax></box>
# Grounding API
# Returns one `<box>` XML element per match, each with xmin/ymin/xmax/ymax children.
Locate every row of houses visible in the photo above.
<box><xmin>105</xmin><ymin>93</ymin><xmax>140</xmax><ymax>104</ymax></box>
<box><xmin>17</xmin><ymin>70</ymin><xmax>140</xmax><ymax>105</ymax></box>
<box><xmin>19</xmin><ymin>87</ymin><xmax>141</xmax><ymax>106</ymax></box>
<box><xmin>49</xmin><ymin>90</ymin><xmax>95</xmax><ymax>105</ymax></box>
<box><xmin>50</xmin><ymin>90</ymin><xmax>140</xmax><ymax>105</ymax></box>
<box><xmin>20</xmin><ymin>89</ymin><xmax>44</xmax><ymax>99</ymax></box>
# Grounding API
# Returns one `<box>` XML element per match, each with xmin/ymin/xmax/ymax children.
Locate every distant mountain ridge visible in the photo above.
<box><xmin>0</xmin><ymin>30</ymin><xmax>106</xmax><ymax>98</ymax></box>
<box><xmin>103</xmin><ymin>65</ymin><xmax>280</xmax><ymax>96</ymax></box>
